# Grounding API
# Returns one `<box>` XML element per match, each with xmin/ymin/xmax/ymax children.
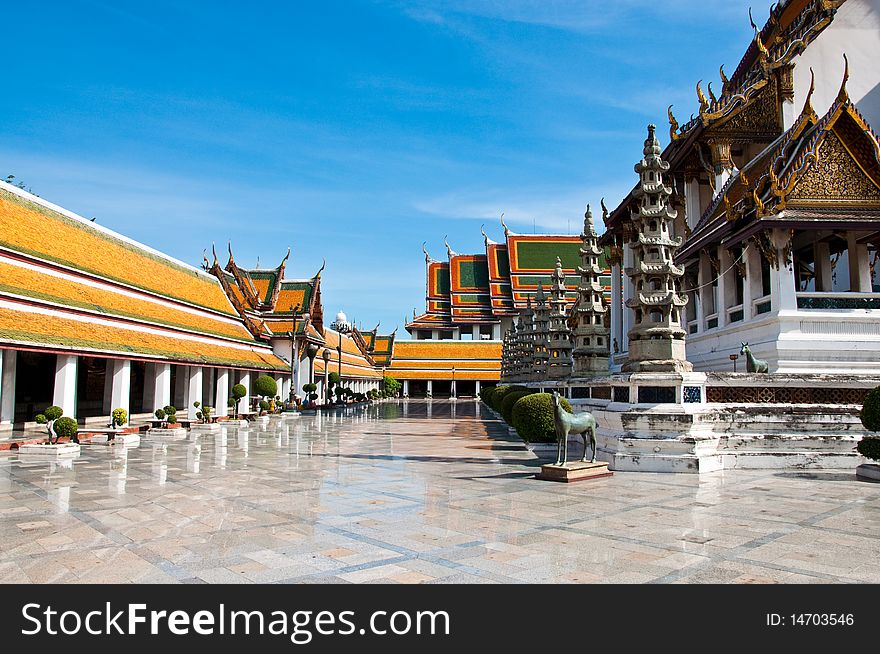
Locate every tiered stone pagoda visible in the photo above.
<box><xmin>519</xmin><ymin>297</ymin><xmax>535</xmax><ymax>379</ymax></box>
<box><xmin>623</xmin><ymin>125</ymin><xmax>691</xmax><ymax>373</ymax></box>
<box><xmin>547</xmin><ymin>257</ymin><xmax>573</xmax><ymax>379</ymax></box>
<box><xmin>572</xmin><ymin>205</ymin><xmax>610</xmax><ymax>377</ymax></box>
<box><xmin>531</xmin><ymin>283</ymin><xmax>550</xmax><ymax>381</ymax></box>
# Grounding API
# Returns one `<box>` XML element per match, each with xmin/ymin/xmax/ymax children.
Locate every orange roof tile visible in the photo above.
<box><xmin>0</xmin><ymin>189</ymin><xmax>239</xmax><ymax>316</ymax></box>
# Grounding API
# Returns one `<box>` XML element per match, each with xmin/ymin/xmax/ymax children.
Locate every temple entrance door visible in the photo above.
<box><xmin>432</xmin><ymin>381</ymin><xmax>452</xmax><ymax>398</ymax></box>
<box><xmin>408</xmin><ymin>381</ymin><xmax>428</xmax><ymax>398</ymax></box>
<box><xmin>76</xmin><ymin>357</ymin><xmax>108</xmax><ymax>418</ymax></box>
<box><xmin>455</xmin><ymin>380</ymin><xmax>476</xmax><ymax>397</ymax></box>
<box><xmin>13</xmin><ymin>351</ymin><xmax>55</xmax><ymax>423</ymax></box>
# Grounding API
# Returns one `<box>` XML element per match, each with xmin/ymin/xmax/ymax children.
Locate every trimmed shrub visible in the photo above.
<box><xmin>479</xmin><ymin>386</ymin><xmax>495</xmax><ymax>405</ymax></box>
<box><xmin>154</xmin><ymin>408</ymin><xmax>166</xmax><ymax>420</ymax></box>
<box><xmin>44</xmin><ymin>406</ymin><xmax>64</xmax><ymax>421</ymax></box>
<box><xmin>491</xmin><ymin>385</ymin><xmax>528</xmax><ymax>412</ymax></box>
<box><xmin>253</xmin><ymin>375</ymin><xmax>278</xmax><ymax>398</ymax></box>
<box><xmin>382</xmin><ymin>376</ymin><xmax>401</xmax><ymax>395</ymax></box>
<box><xmin>860</xmin><ymin>386</ymin><xmax>880</xmax><ymax>433</ymax></box>
<box><xmin>232</xmin><ymin>384</ymin><xmax>247</xmax><ymax>400</ymax></box>
<box><xmin>53</xmin><ymin>417</ymin><xmax>78</xmax><ymax>439</ymax></box>
<box><xmin>111</xmin><ymin>408</ymin><xmax>127</xmax><ymax>427</ymax></box>
<box><xmin>501</xmin><ymin>390</ymin><xmax>534</xmax><ymax>424</ymax></box>
<box><xmin>328</xmin><ymin>372</ymin><xmax>340</xmax><ymax>386</ymax></box>
<box><xmin>259</xmin><ymin>400</ymin><xmax>270</xmax><ymax>412</ymax></box>
<box><xmin>303</xmin><ymin>383</ymin><xmax>318</xmax><ymax>394</ymax></box>
<box><xmin>35</xmin><ymin>413</ymin><xmax>48</xmax><ymax>424</ymax></box>
<box><xmin>857</xmin><ymin>438</ymin><xmax>880</xmax><ymax>461</ymax></box>
<box><xmin>162</xmin><ymin>405</ymin><xmax>177</xmax><ymax>416</ymax></box>
<box><xmin>511</xmin><ymin>393</ymin><xmax>573</xmax><ymax>443</ymax></box>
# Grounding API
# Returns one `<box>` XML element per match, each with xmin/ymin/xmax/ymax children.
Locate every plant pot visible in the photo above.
<box><xmin>146</xmin><ymin>427</ymin><xmax>187</xmax><ymax>440</ymax></box>
<box><xmin>90</xmin><ymin>433</ymin><xmax>141</xmax><ymax>446</ymax></box>
<box><xmin>856</xmin><ymin>463</ymin><xmax>880</xmax><ymax>481</ymax></box>
<box><xmin>190</xmin><ymin>423</ymin><xmax>222</xmax><ymax>433</ymax></box>
<box><xmin>18</xmin><ymin>442</ymin><xmax>81</xmax><ymax>458</ymax></box>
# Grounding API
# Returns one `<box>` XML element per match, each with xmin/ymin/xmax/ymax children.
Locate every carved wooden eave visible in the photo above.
<box><xmin>671</xmin><ymin>0</ymin><xmax>843</xmax><ymax>144</ymax></box>
<box><xmin>676</xmin><ymin>68</ymin><xmax>880</xmax><ymax>266</ymax></box>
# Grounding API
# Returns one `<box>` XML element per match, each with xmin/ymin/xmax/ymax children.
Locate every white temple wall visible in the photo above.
<box><xmin>794</xmin><ymin>0</ymin><xmax>880</xmax><ymax>126</ymax></box>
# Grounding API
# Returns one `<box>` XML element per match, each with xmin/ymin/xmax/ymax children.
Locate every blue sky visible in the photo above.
<box><xmin>1</xmin><ymin>0</ymin><xmax>758</xmax><ymax>334</ymax></box>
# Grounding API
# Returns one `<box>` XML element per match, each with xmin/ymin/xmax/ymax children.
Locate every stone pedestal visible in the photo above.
<box><xmin>856</xmin><ymin>464</ymin><xmax>880</xmax><ymax>481</ymax></box>
<box><xmin>537</xmin><ymin>461</ymin><xmax>613</xmax><ymax>483</ymax></box>
<box><xmin>18</xmin><ymin>442</ymin><xmax>81</xmax><ymax>458</ymax></box>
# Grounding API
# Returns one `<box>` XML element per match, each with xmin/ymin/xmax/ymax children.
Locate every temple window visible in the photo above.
<box><xmin>650</xmin><ymin>310</ymin><xmax>662</xmax><ymax>323</ymax></box>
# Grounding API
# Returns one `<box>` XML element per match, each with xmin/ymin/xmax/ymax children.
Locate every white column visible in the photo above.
<box><xmin>53</xmin><ymin>355</ymin><xmax>78</xmax><ymax>418</ymax></box>
<box><xmin>187</xmin><ymin>366</ymin><xmax>203</xmax><ymax>418</ymax></box>
<box><xmin>403</xmin><ymin>380</ymin><xmax>409</xmax><ymax>397</ymax></box>
<box><xmin>153</xmin><ymin>363</ymin><xmax>171</xmax><ymax>410</ymax></box>
<box><xmin>610</xmin><ymin>263</ymin><xmax>623</xmax><ymax>352</ymax></box>
<box><xmin>848</xmin><ymin>233</ymin><xmax>871</xmax><ymax>292</ymax></box>
<box><xmin>215</xmin><ymin>368</ymin><xmax>229</xmax><ymax>417</ymax></box>
<box><xmin>717</xmin><ymin>247</ymin><xmax>730</xmax><ymax>329</ymax></box>
<box><xmin>815</xmin><ymin>241</ymin><xmax>832</xmax><ymax>292</ymax></box>
<box><xmin>427</xmin><ymin>380</ymin><xmax>433</xmax><ymax>396</ymax></box>
<box><xmin>771</xmin><ymin>229</ymin><xmax>797</xmax><ymax>312</ymax></box>
<box><xmin>1</xmin><ymin>350</ymin><xmax>16</xmax><ymax>424</ymax></box>
<box><xmin>238</xmin><ymin>371</ymin><xmax>251</xmax><ymax>414</ymax></box>
<box><xmin>292</xmin><ymin>342</ymin><xmax>301</xmax><ymax>400</ymax></box>
<box><xmin>622</xmin><ymin>244</ymin><xmax>634</xmax><ymax>351</ymax></box>
<box><xmin>475</xmin><ymin>380</ymin><xmax>481</xmax><ymax>395</ymax></box>
<box><xmin>685</xmin><ymin>177</ymin><xmax>702</xmax><ymax>231</ymax></box>
<box><xmin>741</xmin><ymin>249</ymin><xmax>753</xmax><ymax>321</ymax></box>
<box><xmin>492</xmin><ymin>323</ymin><xmax>501</xmax><ymax>340</ymax></box>
<box><xmin>110</xmin><ymin>359</ymin><xmax>131</xmax><ymax>419</ymax></box>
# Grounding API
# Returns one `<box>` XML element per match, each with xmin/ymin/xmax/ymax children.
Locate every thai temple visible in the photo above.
<box><xmin>388</xmin><ymin>221</ymin><xmax>611</xmax><ymax>397</ymax></box>
<box><xmin>498</xmin><ymin>0</ymin><xmax>880</xmax><ymax>471</ymax></box>
<box><xmin>0</xmin><ymin>182</ymin><xmax>391</xmax><ymax>429</ymax></box>
<box><xmin>1</xmin><ymin>0</ymin><xmax>879</xmax><ymax>475</ymax></box>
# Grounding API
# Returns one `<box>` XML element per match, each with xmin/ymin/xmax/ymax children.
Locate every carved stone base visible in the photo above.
<box><xmin>536</xmin><ymin>461</ymin><xmax>612</xmax><ymax>483</ymax></box>
<box><xmin>856</xmin><ymin>464</ymin><xmax>880</xmax><ymax>481</ymax></box>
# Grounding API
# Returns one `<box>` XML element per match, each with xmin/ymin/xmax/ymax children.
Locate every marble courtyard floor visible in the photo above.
<box><xmin>0</xmin><ymin>400</ymin><xmax>878</xmax><ymax>584</ymax></box>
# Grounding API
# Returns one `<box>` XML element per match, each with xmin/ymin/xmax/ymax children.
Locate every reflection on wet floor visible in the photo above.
<box><xmin>0</xmin><ymin>399</ymin><xmax>878</xmax><ymax>584</ymax></box>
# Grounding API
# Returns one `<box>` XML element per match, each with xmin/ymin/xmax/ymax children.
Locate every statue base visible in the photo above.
<box><xmin>537</xmin><ymin>461</ymin><xmax>612</xmax><ymax>483</ymax></box>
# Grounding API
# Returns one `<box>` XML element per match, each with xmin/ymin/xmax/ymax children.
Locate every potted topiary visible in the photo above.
<box><xmin>22</xmin><ymin>406</ymin><xmax>81</xmax><ymax>458</ymax></box>
<box><xmin>89</xmin><ymin>407</ymin><xmax>139</xmax><ymax>446</ymax></box>
<box><xmin>856</xmin><ymin>386</ymin><xmax>880</xmax><ymax>480</ymax></box>
<box><xmin>147</xmin><ymin>405</ymin><xmax>186</xmax><ymax>440</ymax></box>
<box><xmin>190</xmin><ymin>401</ymin><xmax>220</xmax><ymax>433</ymax></box>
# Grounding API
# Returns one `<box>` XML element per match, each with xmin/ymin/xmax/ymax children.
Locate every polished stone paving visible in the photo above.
<box><xmin>0</xmin><ymin>400</ymin><xmax>878</xmax><ymax>584</ymax></box>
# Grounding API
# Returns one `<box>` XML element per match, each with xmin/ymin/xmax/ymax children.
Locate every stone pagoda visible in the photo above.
<box><xmin>547</xmin><ymin>257</ymin><xmax>573</xmax><ymax>380</ymax></box>
<box><xmin>530</xmin><ymin>283</ymin><xmax>550</xmax><ymax>381</ymax></box>
<box><xmin>519</xmin><ymin>297</ymin><xmax>535</xmax><ymax>379</ymax></box>
<box><xmin>500</xmin><ymin>328</ymin><xmax>512</xmax><ymax>382</ymax></box>
<box><xmin>572</xmin><ymin>205</ymin><xmax>610</xmax><ymax>376</ymax></box>
<box><xmin>623</xmin><ymin>124</ymin><xmax>691</xmax><ymax>373</ymax></box>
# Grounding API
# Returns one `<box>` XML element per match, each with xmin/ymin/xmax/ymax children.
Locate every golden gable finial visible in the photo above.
<box><xmin>837</xmin><ymin>53</ymin><xmax>850</xmax><ymax>104</ymax></box>
<box><xmin>707</xmin><ymin>81</ymin><xmax>717</xmax><ymax>105</ymax></box>
<box><xmin>500</xmin><ymin>212</ymin><xmax>510</xmax><ymax>237</ymax></box>
<box><xmin>720</xmin><ymin>64</ymin><xmax>729</xmax><ymax>87</ymax></box>
<box><xmin>668</xmin><ymin>105</ymin><xmax>680</xmax><ymax>141</ymax></box>
<box><xmin>696</xmin><ymin>81</ymin><xmax>709</xmax><ymax>114</ymax></box>
<box><xmin>752</xmin><ymin>187</ymin><xmax>765</xmax><ymax>217</ymax></box>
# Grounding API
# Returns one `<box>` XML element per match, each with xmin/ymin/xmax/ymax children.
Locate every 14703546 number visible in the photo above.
<box><xmin>790</xmin><ymin>614</ymin><xmax>854</xmax><ymax>626</ymax></box>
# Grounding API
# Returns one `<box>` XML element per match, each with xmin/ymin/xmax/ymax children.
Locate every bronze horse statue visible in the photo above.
<box><xmin>551</xmin><ymin>391</ymin><xmax>598</xmax><ymax>466</ymax></box>
<box><xmin>740</xmin><ymin>342</ymin><xmax>769</xmax><ymax>373</ymax></box>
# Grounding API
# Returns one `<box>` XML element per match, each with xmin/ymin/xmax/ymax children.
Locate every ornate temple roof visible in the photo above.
<box><xmin>604</xmin><ymin>0</ymin><xmax>846</xmax><ymax>241</ymax></box>
<box><xmin>448</xmin><ymin>249</ymin><xmax>495</xmax><ymax>323</ymax></box>
<box><xmin>387</xmin><ymin>341</ymin><xmax>502</xmax><ymax>381</ymax></box>
<box><xmin>484</xmin><ymin>231</ymin><xmax>517</xmax><ymax>315</ymax></box>
<box><xmin>0</xmin><ymin>183</ymin><xmax>289</xmax><ymax>371</ymax></box>
<box><xmin>314</xmin><ymin>328</ymin><xmax>383</xmax><ymax>379</ymax></box>
<box><xmin>678</xmin><ymin>63</ymin><xmax>880</xmax><ymax>261</ymax></box>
